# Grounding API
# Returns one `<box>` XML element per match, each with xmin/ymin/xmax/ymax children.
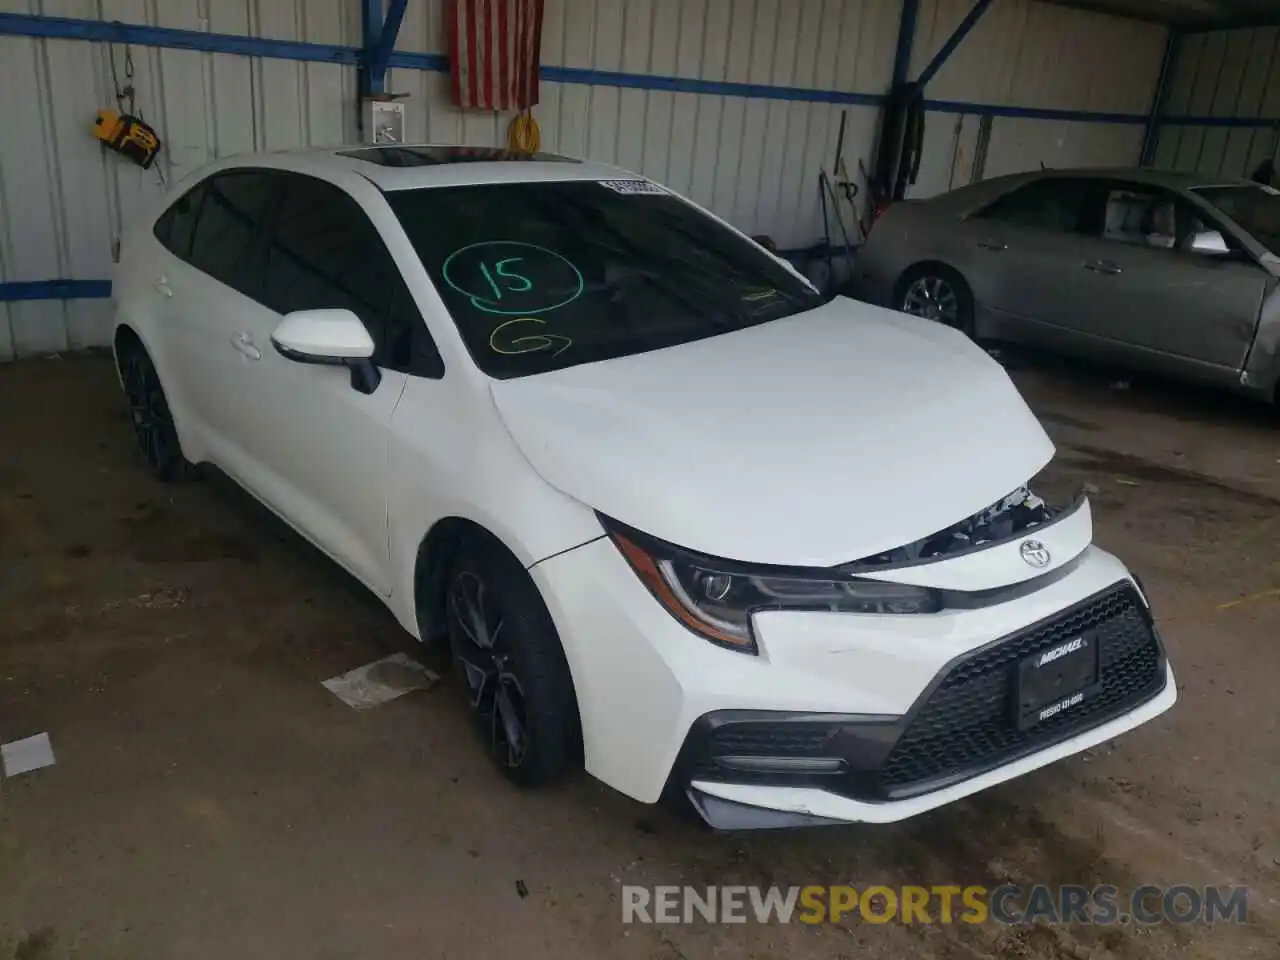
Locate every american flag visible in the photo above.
<box><xmin>447</xmin><ymin>0</ymin><xmax>545</xmax><ymax>111</ymax></box>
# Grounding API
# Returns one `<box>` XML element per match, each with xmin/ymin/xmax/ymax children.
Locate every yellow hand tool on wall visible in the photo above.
<box><xmin>92</xmin><ymin>109</ymin><xmax>161</xmax><ymax>170</ymax></box>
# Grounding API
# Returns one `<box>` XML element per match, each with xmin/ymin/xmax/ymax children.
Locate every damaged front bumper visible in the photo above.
<box><xmin>672</xmin><ymin>579</ymin><xmax>1171</xmax><ymax>828</ymax></box>
<box><xmin>683</xmin><ymin>661</ymin><xmax>1176</xmax><ymax>829</ymax></box>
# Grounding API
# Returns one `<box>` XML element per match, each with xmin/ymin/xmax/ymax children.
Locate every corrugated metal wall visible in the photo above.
<box><xmin>1153</xmin><ymin>26</ymin><xmax>1280</xmax><ymax>180</ymax></box>
<box><xmin>2</xmin><ymin>0</ymin><xmax>1169</xmax><ymax>359</ymax></box>
<box><xmin>0</xmin><ymin>0</ymin><xmax>360</xmax><ymax>359</ymax></box>
<box><xmin>910</xmin><ymin>0</ymin><xmax>1165</xmax><ymax>196</ymax></box>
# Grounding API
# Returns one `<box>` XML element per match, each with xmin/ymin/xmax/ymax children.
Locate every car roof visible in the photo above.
<box><xmin>921</xmin><ymin>166</ymin><xmax>1256</xmax><ymax>215</ymax></box>
<box><xmin>220</xmin><ymin>143</ymin><xmax>642</xmax><ymax>192</ymax></box>
<box><xmin>1017</xmin><ymin>167</ymin><xmax>1245</xmax><ymax>189</ymax></box>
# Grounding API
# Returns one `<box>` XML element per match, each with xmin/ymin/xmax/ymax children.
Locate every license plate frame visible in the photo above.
<box><xmin>1016</xmin><ymin>631</ymin><xmax>1102</xmax><ymax>731</ymax></box>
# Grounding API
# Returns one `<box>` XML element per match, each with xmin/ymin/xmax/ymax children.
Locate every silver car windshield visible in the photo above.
<box><xmin>1191</xmin><ymin>184</ymin><xmax>1280</xmax><ymax>256</ymax></box>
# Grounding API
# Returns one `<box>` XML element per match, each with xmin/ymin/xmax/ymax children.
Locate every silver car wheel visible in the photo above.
<box><xmin>901</xmin><ymin>275</ymin><xmax>960</xmax><ymax>326</ymax></box>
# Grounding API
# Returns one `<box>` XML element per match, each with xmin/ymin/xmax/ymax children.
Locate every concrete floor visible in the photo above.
<box><xmin>1</xmin><ymin>353</ymin><xmax>1277</xmax><ymax>960</ymax></box>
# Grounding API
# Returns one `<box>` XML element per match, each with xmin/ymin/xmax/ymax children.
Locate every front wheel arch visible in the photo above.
<box><xmin>893</xmin><ymin>261</ymin><xmax>976</xmax><ymax>338</ymax></box>
<box><xmin>417</xmin><ymin>519</ymin><xmax>583</xmax><ymax>785</ymax></box>
<box><xmin>413</xmin><ymin>516</ymin><xmax>486</xmax><ymax>645</ymax></box>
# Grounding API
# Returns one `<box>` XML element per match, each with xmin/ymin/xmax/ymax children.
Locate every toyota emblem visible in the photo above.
<box><xmin>1020</xmin><ymin>539</ymin><xmax>1051</xmax><ymax>568</ymax></box>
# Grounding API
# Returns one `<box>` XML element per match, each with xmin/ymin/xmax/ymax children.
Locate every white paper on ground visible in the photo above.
<box><xmin>322</xmin><ymin>653</ymin><xmax>439</xmax><ymax>711</ymax></box>
<box><xmin>2</xmin><ymin>732</ymin><xmax>56</xmax><ymax>777</ymax></box>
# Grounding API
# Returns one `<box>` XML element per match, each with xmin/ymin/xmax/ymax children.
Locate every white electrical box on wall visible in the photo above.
<box><xmin>362</xmin><ymin>98</ymin><xmax>405</xmax><ymax>144</ymax></box>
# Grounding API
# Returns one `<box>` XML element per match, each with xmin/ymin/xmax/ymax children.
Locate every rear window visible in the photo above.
<box><xmin>385</xmin><ymin>180</ymin><xmax>820</xmax><ymax>378</ymax></box>
<box><xmin>153</xmin><ymin>184</ymin><xmax>204</xmax><ymax>260</ymax></box>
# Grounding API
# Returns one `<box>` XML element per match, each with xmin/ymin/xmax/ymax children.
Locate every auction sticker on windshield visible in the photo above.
<box><xmin>598</xmin><ymin>179</ymin><xmax>667</xmax><ymax>195</ymax></box>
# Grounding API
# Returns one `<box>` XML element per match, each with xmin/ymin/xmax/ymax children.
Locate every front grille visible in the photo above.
<box><xmin>880</xmin><ymin>583</ymin><xmax>1164</xmax><ymax>795</ymax></box>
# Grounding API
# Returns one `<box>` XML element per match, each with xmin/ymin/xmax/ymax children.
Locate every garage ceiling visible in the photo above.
<box><xmin>1051</xmin><ymin>0</ymin><xmax>1280</xmax><ymax>26</ymax></box>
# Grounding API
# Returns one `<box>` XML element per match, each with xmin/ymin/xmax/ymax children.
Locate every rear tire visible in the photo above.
<box><xmin>445</xmin><ymin>533</ymin><xmax>580</xmax><ymax>787</ymax></box>
<box><xmin>895</xmin><ymin>264</ymin><xmax>975</xmax><ymax>338</ymax></box>
<box><xmin>116</xmin><ymin>340</ymin><xmax>196</xmax><ymax>483</ymax></box>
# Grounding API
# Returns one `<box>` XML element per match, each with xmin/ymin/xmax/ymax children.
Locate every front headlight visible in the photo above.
<box><xmin>602</xmin><ymin>517</ymin><xmax>940</xmax><ymax>655</ymax></box>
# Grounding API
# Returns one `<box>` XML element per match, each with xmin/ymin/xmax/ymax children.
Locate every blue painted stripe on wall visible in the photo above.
<box><xmin>540</xmin><ymin>65</ymin><xmax>886</xmax><ymax>106</ymax></box>
<box><xmin>0</xmin><ymin>12</ymin><xmax>358</xmax><ymax>63</ymax></box>
<box><xmin>384</xmin><ymin>49</ymin><xmax>449</xmax><ymax>72</ymax></box>
<box><xmin>1161</xmin><ymin>114</ymin><xmax>1280</xmax><ymax>128</ymax></box>
<box><xmin>1183</xmin><ymin>14</ymin><xmax>1280</xmax><ymax>34</ymax></box>
<box><xmin>0</xmin><ymin>280</ymin><xmax>113</xmax><ymax>301</ymax></box>
<box><xmin>924</xmin><ymin>99</ymin><xmax>1148</xmax><ymax>125</ymax></box>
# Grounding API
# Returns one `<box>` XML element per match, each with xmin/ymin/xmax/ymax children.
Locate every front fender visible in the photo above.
<box><xmin>383</xmin><ymin>375</ymin><xmax>606</xmax><ymax>640</ymax></box>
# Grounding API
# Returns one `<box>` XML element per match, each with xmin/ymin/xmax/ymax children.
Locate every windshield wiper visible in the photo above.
<box><xmin>541</xmin><ymin>188</ymin><xmax>814</xmax><ymax>310</ymax></box>
<box><xmin>643</xmin><ymin>207</ymin><xmax>819</xmax><ymax>306</ymax></box>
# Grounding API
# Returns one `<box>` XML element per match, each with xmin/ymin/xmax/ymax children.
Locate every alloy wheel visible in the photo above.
<box><xmin>448</xmin><ymin>570</ymin><xmax>529</xmax><ymax>768</ymax></box>
<box><xmin>901</xmin><ymin>275</ymin><xmax>960</xmax><ymax>327</ymax></box>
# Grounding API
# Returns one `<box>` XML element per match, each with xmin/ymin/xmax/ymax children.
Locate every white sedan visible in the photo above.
<box><xmin>112</xmin><ymin>145</ymin><xmax>1175</xmax><ymax>829</ymax></box>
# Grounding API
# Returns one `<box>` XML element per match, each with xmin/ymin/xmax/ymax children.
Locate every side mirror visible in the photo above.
<box><xmin>271</xmin><ymin>309</ymin><xmax>381</xmax><ymax>394</ymax></box>
<box><xmin>1188</xmin><ymin>229</ymin><xmax>1230</xmax><ymax>256</ymax></box>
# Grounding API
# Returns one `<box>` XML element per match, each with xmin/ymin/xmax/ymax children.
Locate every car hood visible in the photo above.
<box><xmin>489</xmin><ymin>297</ymin><xmax>1055</xmax><ymax>567</ymax></box>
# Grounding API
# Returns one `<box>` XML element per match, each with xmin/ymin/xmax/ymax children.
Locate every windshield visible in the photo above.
<box><xmin>386</xmin><ymin>180</ymin><xmax>821</xmax><ymax>378</ymax></box>
<box><xmin>1191</xmin><ymin>184</ymin><xmax>1280</xmax><ymax>256</ymax></box>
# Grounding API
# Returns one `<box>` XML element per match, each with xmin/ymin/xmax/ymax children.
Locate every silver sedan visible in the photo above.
<box><xmin>847</xmin><ymin>168</ymin><xmax>1280</xmax><ymax>408</ymax></box>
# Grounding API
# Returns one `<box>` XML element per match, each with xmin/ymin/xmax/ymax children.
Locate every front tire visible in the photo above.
<box><xmin>445</xmin><ymin>534</ymin><xmax>579</xmax><ymax>787</ymax></box>
<box><xmin>116</xmin><ymin>340</ymin><xmax>195</xmax><ymax>483</ymax></box>
<box><xmin>895</xmin><ymin>265</ymin><xmax>975</xmax><ymax>338</ymax></box>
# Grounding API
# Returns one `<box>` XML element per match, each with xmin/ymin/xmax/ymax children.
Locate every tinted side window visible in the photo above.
<box><xmin>261</xmin><ymin>174</ymin><xmax>441</xmax><ymax>376</ymax></box>
<box><xmin>189</xmin><ymin>171</ymin><xmax>275</xmax><ymax>296</ymax></box>
<box><xmin>153</xmin><ymin>183</ymin><xmax>205</xmax><ymax>261</ymax></box>
<box><xmin>1100</xmin><ymin>185</ymin><xmax>1178</xmax><ymax>249</ymax></box>
<box><xmin>973</xmin><ymin>179</ymin><xmax>1092</xmax><ymax>234</ymax></box>
<box><xmin>1100</xmin><ymin>181</ymin><xmax>1237</xmax><ymax>256</ymax></box>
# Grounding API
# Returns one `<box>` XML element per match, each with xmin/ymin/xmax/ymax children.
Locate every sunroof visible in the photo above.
<box><xmin>337</xmin><ymin>146</ymin><xmax>578</xmax><ymax>167</ymax></box>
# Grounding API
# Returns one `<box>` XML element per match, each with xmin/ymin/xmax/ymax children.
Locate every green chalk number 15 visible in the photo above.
<box><xmin>478</xmin><ymin>258</ymin><xmax>534</xmax><ymax>301</ymax></box>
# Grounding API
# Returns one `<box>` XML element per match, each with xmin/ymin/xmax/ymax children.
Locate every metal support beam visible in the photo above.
<box><xmin>362</xmin><ymin>0</ymin><xmax>382</xmax><ymax>52</ymax></box>
<box><xmin>368</xmin><ymin>0</ymin><xmax>409</xmax><ymax>93</ymax></box>
<box><xmin>361</xmin><ymin>0</ymin><xmax>384</xmax><ymax>94</ymax></box>
<box><xmin>891</xmin><ymin>0</ymin><xmax>919</xmax><ymax>89</ymax></box>
<box><xmin>916</xmin><ymin>0</ymin><xmax>995</xmax><ymax>90</ymax></box>
<box><xmin>1141</xmin><ymin>28</ymin><xmax>1182</xmax><ymax>168</ymax></box>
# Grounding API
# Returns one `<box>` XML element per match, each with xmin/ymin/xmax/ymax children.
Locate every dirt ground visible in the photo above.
<box><xmin>1</xmin><ymin>352</ymin><xmax>1277</xmax><ymax>960</ymax></box>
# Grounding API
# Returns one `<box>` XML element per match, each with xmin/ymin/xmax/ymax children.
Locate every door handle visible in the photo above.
<box><xmin>977</xmin><ymin>239</ymin><xmax>1006</xmax><ymax>251</ymax></box>
<box><xmin>153</xmin><ymin>277</ymin><xmax>172</xmax><ymax>297</ymax></box>
<box><xmin>1083</xmin><ymin>259</ymin><xmax>1122</xmax><ymax>275</ymax></box>
<box><xmin>230</xmin><ymin>332</ymin><xmax>261</xmax><ymax>360</ymax></box>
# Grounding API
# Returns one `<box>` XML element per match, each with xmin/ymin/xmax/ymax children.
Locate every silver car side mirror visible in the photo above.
<box><xmin>1188</xmin><ymin>229</ymin><xmax>1230</xmax><ymax>255</ymax></box>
